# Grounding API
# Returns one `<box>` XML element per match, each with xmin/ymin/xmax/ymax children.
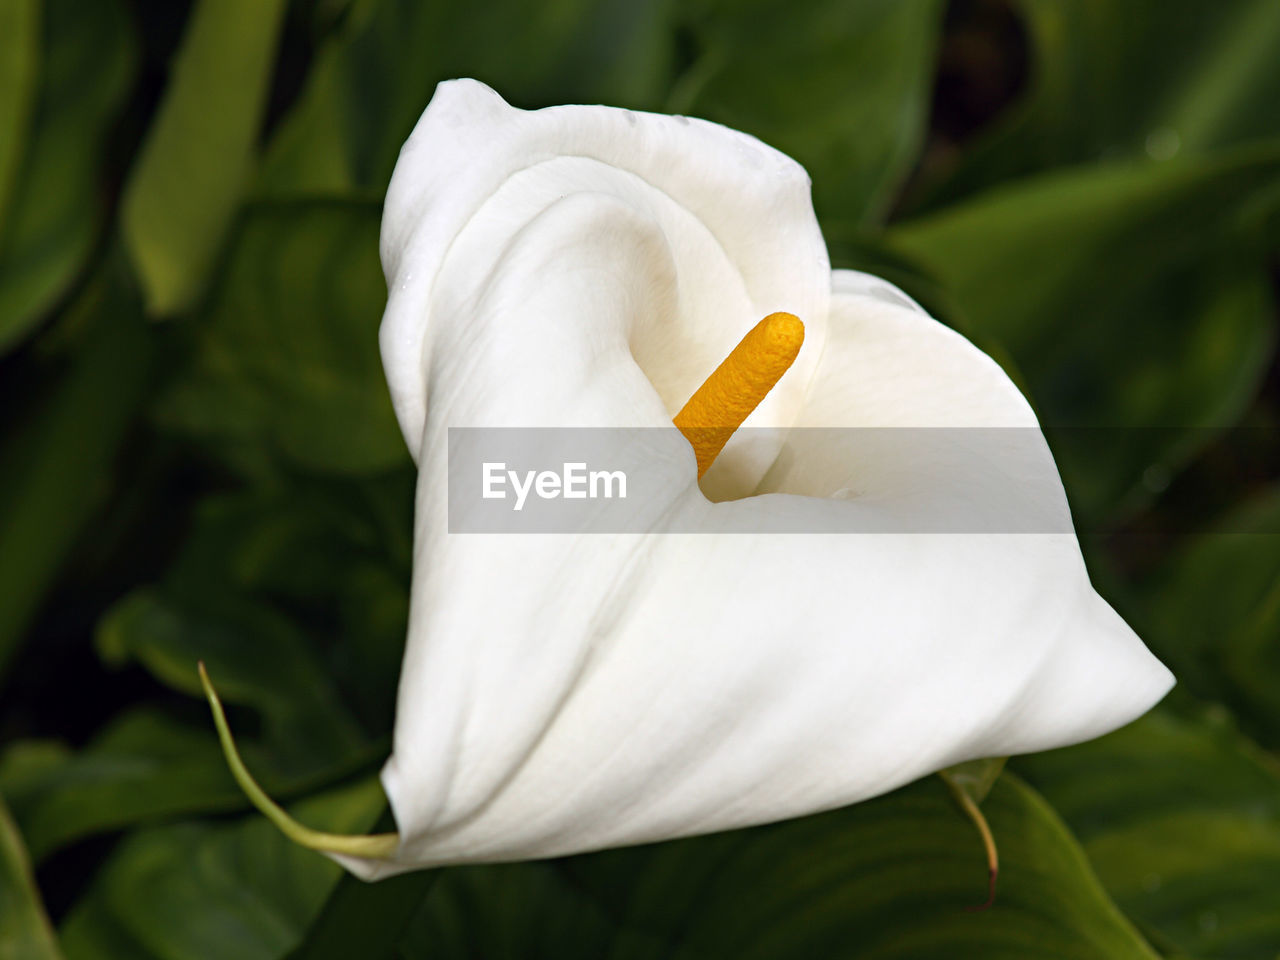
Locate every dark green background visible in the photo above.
<box><xmin>1</xmin><ymin>0</ymin><xmax>1278</xmax><ymax>957</ymax></box>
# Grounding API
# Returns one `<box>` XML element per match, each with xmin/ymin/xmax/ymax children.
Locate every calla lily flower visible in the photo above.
<box><xmin>205</xmin><ymin>79</ymin><xmax>1173</xmax><ymax>880</ymax></box>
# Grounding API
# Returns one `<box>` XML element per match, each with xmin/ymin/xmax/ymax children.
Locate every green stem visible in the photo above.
<box><xmin>945</xmin><ymin>778</ymin><xmax>999</xmax><ymax>912</ymax></box>
<box><xmin>198</xmin><ymin>661</ymin><xmax>399</xmax><ymax>859</ymax></box>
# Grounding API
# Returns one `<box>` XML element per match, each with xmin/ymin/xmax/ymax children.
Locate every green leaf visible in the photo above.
<box><xmin>17</xmin><ymin>470</ymin><xmax>412</xmax><ymax>861</ymax></box>
<box><xmin>0</xmin><ymin>0</ymin><xmax>136</xmax><ymax>351</ymax></box>
<box><xmin>260</xmin><ymin>0</ymin><xmax>939</xmax><ymax>221</ymax></box>
<box><xmin>58</xmin><ymin>779</ymin><xmax>386</xmax><ymax>960</ymax></box>
<box><xmin>0</xmin><ymin>0</ymin><xmax>40</xmax><ymax>235</ymax></box>
<box><xmin>400</xmin><ymin>774</ymin><xmax>1158</xmax><ymax>959</ymax></box>
<box><xmin>91</xmin><ymin>473</ymin><xmax>409</xmax><ymax>777</ymax></box>
<box><xmin>0</xmin><ymin>255</ymin><xmax>154</xmax><ymax>682</ymax></box>
<box><xmin>0</xmin><ymin>714</ymin><xmax>235</xmax><ymax>864</ymax></box>
<box><xmin>0</xmin><ymin>791</ymin><xmax>63</xmax><ymax>960</ymax></box>
<box><xmin>892</xmin><ymin>146</ymin><xmax>1280</xmax><ymax>524</ymax></box>
<box><xmin>97</xmin><ymin>589</ymin><xmax>369</xmax><ymax>771</ymax></box>
<box><xmin>156</xmin><ymin>199</ymin><xmax>405</xmax><ymax>476</ymax></box>
<box><xmin>121</xmin><ymin>0</ymin><xmax>289</xmax><ymax>315</ymax></box>
<box><xmin>258</xmin><ymin>0</ymin><xmax>676</xmax><ymax>198</ymax></box>
<box><xmin>286</xmin><ymin>811</ymin><xmax>436</xmax><ymax>960</ymax></box>
<box><xmin>1138</xmin><ymin>486</ymin><xmax>1280</xmax><ymax>747</ymax></box>
<box><xmin>287</xmin><ymin>876</ymin><xmax>437</xmax><ymax>960</ymax></box>
<box><xmin>674</xmin><ymin>0</ymin><xmax>943</xmax><ymax>226</ymax></box>
<box><xmin>915</xmin><ymin>0</ymin><xmax>1280</xmax><ymax>210</ymax></box>
<box><xmin>0</xmin><ymin>707</ymin><xmax>381</xmax><ymax>864</ymax></box>
<box><xmin>1016</xmin><ymin>706</ymin><xmax>1280</xmax><ymax>958</ymax></box>
<box><xmin>147</xmin><ymin>481</ymin><xmax>413</xmax><ymax>729</ymax></box>
<box><xmin>403</xmin><ymin>862</ymin><xmax>616</xmax><ymax>959</ymax></box>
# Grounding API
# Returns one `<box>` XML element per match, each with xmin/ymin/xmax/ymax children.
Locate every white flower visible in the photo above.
<box><xmin>207</xmin><ymin>79</ymin><xmax>1173</xmax><ymax>879</ymax></box>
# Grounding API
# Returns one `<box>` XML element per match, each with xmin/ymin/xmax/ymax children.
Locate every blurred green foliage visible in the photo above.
<box><xmin>0</xmin><ymin>793</ymin><xmax>61</xmax><ymax>960</ymax></box>
<box><xmin>0</xmin><ymin>0</ymin><xmax>135</xmax><ymax>348</ymax></box>
<box><xmin>894</xmin><ymin>146</ymin><xmax>1280</xmax><ymax>521</ymax></box>
<box><xmin>122</xmin><ymin>0</ymin><xmax>290</xmax><ymax>315</ymax></box>
<box><xmin>0</xmin><ymin>0</ymin><xmax>1277</xmax><ymax>957</ymax></box>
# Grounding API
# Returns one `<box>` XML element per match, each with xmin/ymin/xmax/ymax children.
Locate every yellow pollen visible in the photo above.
<box><xmin>674</xmin><ymin>312</ymin><xmax>804</xmax><ymax>477</ymax></box>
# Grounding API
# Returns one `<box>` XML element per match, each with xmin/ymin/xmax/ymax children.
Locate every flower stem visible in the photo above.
<box><xmin>946</xmin><ymin>778</ymin><xmax>999</xmax><ymax>912</ymax></box>
<box><xmin>198</xmin><ymin>661</ymin><xmax>399</xmax><ymax>859</ymax></box>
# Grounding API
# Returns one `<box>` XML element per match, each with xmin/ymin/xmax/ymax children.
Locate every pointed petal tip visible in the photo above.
<box><xmin>1029</xmin><ymin>594</ymin><xmax>1176</xmax><ymax>752</ymax></box>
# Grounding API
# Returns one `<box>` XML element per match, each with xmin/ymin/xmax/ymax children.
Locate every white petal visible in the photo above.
<box><xmin>354</xmin><ymin>87</ymin><xmax>1170</xmax><ymax>878</ymax></box>
<box><xmin>759</xmin><ymin>273</ymin><xmax>1174</xmax><ymax>743</ymax></box>
<box><xmin>343</xmin><ymin>252</ymin><xmax>1171</xmax><ymax>878</ymax></box>
<box><xmin>379</xmin><ymin>79</ymin><xmax>829</xmax><ymax>491</ymax></box>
